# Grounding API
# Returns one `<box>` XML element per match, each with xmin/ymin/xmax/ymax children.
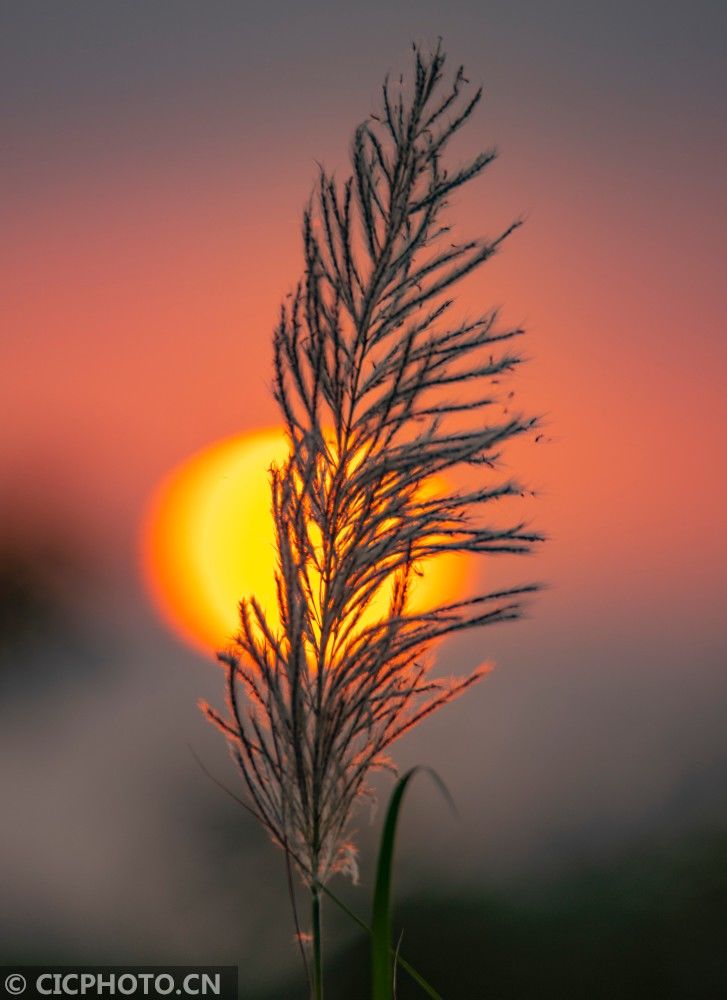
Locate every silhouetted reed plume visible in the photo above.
<box><xmin>202</xmin><ymin>40</ymin><xmax>540</xmax><ymax>903</ymax></box>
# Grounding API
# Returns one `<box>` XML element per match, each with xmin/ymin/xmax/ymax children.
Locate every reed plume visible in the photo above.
<box><xmin>202</xmin><ymin>39</ymin><xmax>539</xmax><ymax>911</ymax></box>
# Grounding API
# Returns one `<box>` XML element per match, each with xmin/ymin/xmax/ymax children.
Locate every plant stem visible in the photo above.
<box><xmin>311</xmin><ymin>884</ymin><xmax>323</xmax><ymax>1000</ymax></box>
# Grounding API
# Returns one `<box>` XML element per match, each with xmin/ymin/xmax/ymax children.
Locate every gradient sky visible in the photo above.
<box><xmin>2</xmin><ymin>0</ymin><xmax>726</xmax><ymax>982</ymax></box>
<box><xmin>3</xmin><ymin>1</ymin><xmax>725</xmax><ymax>596</ymax></box>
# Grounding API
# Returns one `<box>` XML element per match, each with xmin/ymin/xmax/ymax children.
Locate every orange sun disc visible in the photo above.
<box><xmin>142</xmin><ymin>428</ymin><xmax>470</xmax><ymax>655</ymax></box>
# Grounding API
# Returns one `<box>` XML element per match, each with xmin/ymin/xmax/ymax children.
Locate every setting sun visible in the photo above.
<box><xmin>142</xmin><ymin>428</ymin><xmax>470</xmax><ymax>654</ymax></box>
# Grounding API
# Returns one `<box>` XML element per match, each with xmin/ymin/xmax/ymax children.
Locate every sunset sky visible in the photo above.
<box><xmin>3</xmin><ymin>2</ymin><xmax>725</xmax><ymax>603</ymax></box>
<box><xmin>2</xmin><ymin>1</ymin><xmax>726</xmax><ymax>990</ymax></box>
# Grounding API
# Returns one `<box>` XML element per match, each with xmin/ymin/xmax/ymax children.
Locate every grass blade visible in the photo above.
<box><xmin>371</xmin><ymin>767</ymin><xmax>454</xmax><ymax>999</ymax></box>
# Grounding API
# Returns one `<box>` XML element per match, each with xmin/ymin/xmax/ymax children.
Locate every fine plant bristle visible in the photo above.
<box><xmin>201</xmin><ymin>40</ymin><xmax>541</xmax><ymax>891</ymax></box>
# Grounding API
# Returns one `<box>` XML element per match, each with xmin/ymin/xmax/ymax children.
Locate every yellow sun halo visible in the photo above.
<box><xmin>142</xmin><ymin>428</ymin><xmax>470</xmax><ymax>655</ymax></box>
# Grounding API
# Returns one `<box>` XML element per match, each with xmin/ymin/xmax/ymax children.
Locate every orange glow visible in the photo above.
<box><xmin>142</xmin><ymin>428</ymin><xmax>470</xmax><ymax>654</ymax></box>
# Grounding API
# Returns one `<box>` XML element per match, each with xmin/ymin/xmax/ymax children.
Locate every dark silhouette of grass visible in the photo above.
<box><xmin>202</xmin><ymin>41</ymin><xmax>542</xmax><ymax>998</ymax></box>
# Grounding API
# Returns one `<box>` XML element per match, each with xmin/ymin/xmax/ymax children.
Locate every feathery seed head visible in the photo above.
<box><xmin>202</xmin><ymin>41</ymin><xmax>541</xmax><ymax>888</ymax></box>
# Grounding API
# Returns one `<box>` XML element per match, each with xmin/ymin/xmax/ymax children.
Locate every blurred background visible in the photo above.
<box><xmin>2</xmin><ymin>1</ymin><xmax>726</xmax><ymax>997</ymax></box>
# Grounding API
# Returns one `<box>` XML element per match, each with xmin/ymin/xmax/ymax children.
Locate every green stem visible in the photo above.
<box><xmin>311</xmin><ymin>884</ymin><xmax>323</xmax><ymax>1000</ymax></box>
